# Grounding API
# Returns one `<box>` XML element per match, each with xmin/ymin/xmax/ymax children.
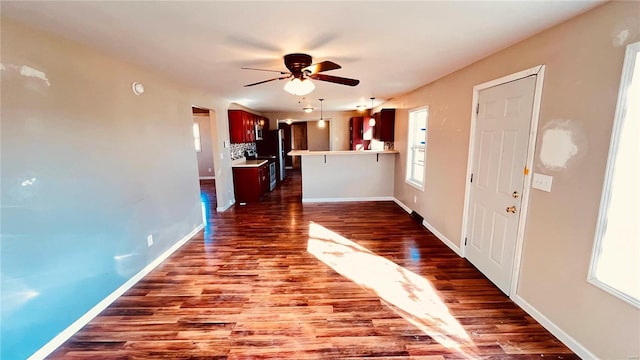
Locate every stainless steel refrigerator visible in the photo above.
<box><xmin>256</xmin><ymin>129</ymin><xmax>285</xmax><ymax>182</ymax></box>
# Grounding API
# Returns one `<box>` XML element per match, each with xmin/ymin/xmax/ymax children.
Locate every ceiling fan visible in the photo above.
<box><xmin>242</xmin><ymin>53</ymin><xmax>359</xmax><ymax>95</ymax></box>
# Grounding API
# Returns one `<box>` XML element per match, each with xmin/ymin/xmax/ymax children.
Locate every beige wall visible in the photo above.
<box><xmin>306</xmin><ymin>121</ymin><xmax>330</xmax><ymax>151</ymax></box>
<box><xmin>263</xmin><ymin>110</ymin><xmax>358</xmax><ymax>151</ymax></box>
<box><xmin>385</xmin><ymin>2</ymin><xmax>639</xmax><ymax>358</ymax></box>
<box><xmin>0</xmin><ymin>16</ymin><xmax>237</xmax><ymax>358</ymax></box>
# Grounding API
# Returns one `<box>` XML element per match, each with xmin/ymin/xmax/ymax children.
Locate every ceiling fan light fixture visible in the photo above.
<box><xmin>284</xmin><ymin>78</ymin><xmax>315</xmax><ymax>96</ymax></box>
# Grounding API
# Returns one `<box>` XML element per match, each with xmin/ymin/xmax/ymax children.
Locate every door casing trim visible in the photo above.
<box><xmin>460</xmin><ymin>65</ymin><xmax>546</xmax><ymax>296</ymax></box>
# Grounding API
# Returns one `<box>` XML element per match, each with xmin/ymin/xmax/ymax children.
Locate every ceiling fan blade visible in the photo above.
<box><xmin>244</xmin><ymin>75</ymin><xmax>290</xmax><ymax>87</ymax></box>
<box><xmin>309</xmin><ymin>73</ymin><xmax>360</xmax><ymax>86</ymax></box>
<box><xmin>241</xmin><ymin>67</ymin><xmax>289</xmax><ymax>75</ymax></box>
<box><xmin>303</xmin><ymin>61</ymin><xmax>341</xmax><ymax>75</ymax></box>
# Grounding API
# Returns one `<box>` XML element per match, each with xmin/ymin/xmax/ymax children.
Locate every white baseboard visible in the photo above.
<box><xmin>391</xmin><ymin>198</ymin><xmax>461</xmax><ymax>256</ymax></box>
<box><xmin>422</xmin><ymin>219</ymin><xmax>462</xmax><ymax>256</ymax></box>
<box><xmin>28</xmin><ymin>224</ymin><xmax>205</xmax><ymax>360</ymax></box>
<box><xmin>216</xmin><ymin>199</ymin><xmax>235</xmax><ymax>212</ymax></box>
<box><xmin>199</xmin><ymin>176</ymin><xmax>216</xmax><ymax>180</ymax></box>
<box><xmin>512</xmin><ymin>294</ymin><xmax>597</xmax><ymax>360</ymax></box>
<box><xmin>393</xmin><ymin>201</ymin><xmax>593</xmax><ymax>359</ymax></box>
<box><xmin>393</xmin><ymin>198</ymin><xmax>412</xmax><ymax>213</ymax></box>
<box><xmin>302</xmin><ymin>196</ymin><xmax>394</xmax><ymax>203</ymax></box>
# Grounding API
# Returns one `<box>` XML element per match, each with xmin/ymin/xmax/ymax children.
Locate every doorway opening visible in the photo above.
<box><xmin>192</xmin><ymin>107</ymin><xmax>218</xmax><ymax>215</ymax></box>
<box><xmin>278</xmin><ymin>119</ymin><xmax>331</xmax><ymax>169</ymax></box>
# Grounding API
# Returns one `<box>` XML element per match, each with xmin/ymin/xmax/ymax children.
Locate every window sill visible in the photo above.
<box><xmin>588</xmin><ymin>277</ymin><xmax>640</xmax><ymax>310</ymax></box>
<box><xmin>405</xmin><ymin>179</ymin><xmax>424</xmax><ymax>191</ymax></box>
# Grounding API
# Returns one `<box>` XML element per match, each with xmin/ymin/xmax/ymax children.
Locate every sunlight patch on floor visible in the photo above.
<box><xmin>307</xmin><ymin>221</ymin><xmax>477</xmax><ymax>357</ymax></box>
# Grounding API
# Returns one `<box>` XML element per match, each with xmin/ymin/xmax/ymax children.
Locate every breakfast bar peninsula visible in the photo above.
<box><xmin>288</xmin><ymin>150</ymin><xmax>399</xmax><ymax>202</ymax></box>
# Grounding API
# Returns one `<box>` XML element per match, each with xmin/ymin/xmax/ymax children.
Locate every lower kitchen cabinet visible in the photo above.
<box><xmin>232</xmin><ymin>164</ymin><xmax>269</xmax><ymax>202</ymax></box>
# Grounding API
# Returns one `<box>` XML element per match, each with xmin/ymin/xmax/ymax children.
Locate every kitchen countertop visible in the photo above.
<box><xmin>231</xmin><ymin>158</ymin><xmax>268</xmax><ymax>168</ymax></box>
<box><xmin>288</xmin><ymin>150</ymin><xmax>399</xmax><ymax>156</ymax></box>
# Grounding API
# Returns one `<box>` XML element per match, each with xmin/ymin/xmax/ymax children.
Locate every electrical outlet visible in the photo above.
<box><xmin>413</xmin><ymin>195</ymin><xmax>417</xmax><ymax>203</ymax></box>
<box><xmin>147</xmin><ymin>234</ymin><xmax>153</xmax><ymax>247</ymax></box>
<box><xmin>208</xmin><ymin>167</ymin><xmax>212</xmax><ymax>172</ymax></box>
<box><xmin>532</xmin><ymin>173</ymin><xmax>553</xmax><ymax>192</ymax></box>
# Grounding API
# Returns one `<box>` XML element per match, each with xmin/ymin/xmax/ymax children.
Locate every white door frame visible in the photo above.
<box><xmin>460</xmin><ymin>65</ymin><xmax>546</xmax><ymax>296</ymax></box>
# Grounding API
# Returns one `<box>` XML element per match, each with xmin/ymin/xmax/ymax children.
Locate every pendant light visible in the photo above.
<box><xmin>368</xmin><ymin>97</ymin><xmax>376</xmax><ymax>126</ymax></box>
<box><xmin>318</xmin><ymin>98</ymin><xmax>325</xmax><ymax>128</ymax></box>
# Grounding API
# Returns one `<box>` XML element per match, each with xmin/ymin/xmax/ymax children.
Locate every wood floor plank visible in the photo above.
<box><xmin>46</xmin><ymin>171</ymin><xmax>576</xmax><ymax>359</ymax></box>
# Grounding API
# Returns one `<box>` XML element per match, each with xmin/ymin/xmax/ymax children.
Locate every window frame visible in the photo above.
<box><xmin>405</xmin><ymin>106</ymin><xmax>428</xmax><ymax>190</ymax></box>
<box><xmin>588</xmin><ymin>41</ymin><xmax>640</xmax><ymax>309</ymax></box>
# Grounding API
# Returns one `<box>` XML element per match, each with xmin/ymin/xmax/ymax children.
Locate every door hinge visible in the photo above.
<box><xmin>465</xmin><ymin>237</ymin><xmax>468</xmax><ymax>246</ymax></box>
<box><xmin>476</xmin><ymin>103</ymin><xmax>480</xmax><ymax>115</ymax></box>
<box><xmin>470</xmin><ymin>173</ymin><xmax>473</xmax><ymax>183</ymax></box>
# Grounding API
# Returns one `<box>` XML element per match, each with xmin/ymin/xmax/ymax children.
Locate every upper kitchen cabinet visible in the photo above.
<box><xmin>349</xmin><ymin>116</ymin><xmax>370</xmax><ymax>150</ymax></box>
<box><xmin>228</xmin><ymin>110</ymin><xmax>270</xmax><ymax>143</ymax></box>
<box><xmin>228</xmin><ymin>109</ymin><xmax>248</xmax><ymax>143</ymax></box>
<box><xmin>373</xmin><ymin>109</ymin><xmax>395</xmax><ymax>141</ymax></box>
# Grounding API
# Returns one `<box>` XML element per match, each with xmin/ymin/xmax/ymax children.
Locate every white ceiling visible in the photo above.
<box><xmin>1</xmin><ymin>1</ymin><xmax>603</xmax><ymax>113</ymax></box>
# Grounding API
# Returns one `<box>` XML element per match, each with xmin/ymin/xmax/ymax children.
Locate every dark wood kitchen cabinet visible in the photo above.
<box><xmin>232</xmin><ymin>163</ymin><xmax>269</xmax><ymax>202</ymax></box>
<box><xmin>349</xmin><ymin>116</ymin><xmax>370</xmax><ymax>150</ymax></box>
<box><xmin>228</xmin><ymin>110</ymin><xmax>250</xmax><ymax>143</ymax></box>
<box><xmin>373</xmin><ymin>109</ymin><xmax>395</xmax><ymax>141</ymax></box>
<box><xmin>228</xmin><ymin>110</ymin><xmax>270</xmax><ymax>144</ymax></box>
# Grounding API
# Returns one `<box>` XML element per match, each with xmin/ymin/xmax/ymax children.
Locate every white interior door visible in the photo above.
<box><xmin>465</xmin><ymin>76</ymin><xmax>536</xmax><ymax>295</ymax></box>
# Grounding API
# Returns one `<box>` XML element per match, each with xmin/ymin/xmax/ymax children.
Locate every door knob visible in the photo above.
<box><xmin>506</xmin><ymin>206</ymin><xmax>517</xmax><ymax>213</ymax></box>
<box><xmin>512</xmin><ymin>191</ymin><xmax>519</xmax><ymax>199</ymax></box>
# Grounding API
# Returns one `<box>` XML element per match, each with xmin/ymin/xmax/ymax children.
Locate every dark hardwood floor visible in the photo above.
<box><xmin>47</xmin><ymin>171</ymin><xmax>577</xmax><ymax>359</ymax></box>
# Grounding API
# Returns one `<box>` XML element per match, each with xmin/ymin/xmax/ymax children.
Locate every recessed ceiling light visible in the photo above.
<box><xmin>303</xmin><ymin>107</ymin><xmax>314</xmax><ymax>113</ymax></box>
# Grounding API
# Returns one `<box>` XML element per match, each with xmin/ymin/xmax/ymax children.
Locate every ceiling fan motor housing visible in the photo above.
<box><xmin>284</xmin><ymin>53</ymin><xmax>313</xmax><ymax>78</ymax></box>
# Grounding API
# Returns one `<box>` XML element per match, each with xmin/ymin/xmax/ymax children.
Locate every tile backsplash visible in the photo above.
<box><xmin>230</xmin><ymin>142</ymin><xmax>256</xmax><ymax>160</ymax></box>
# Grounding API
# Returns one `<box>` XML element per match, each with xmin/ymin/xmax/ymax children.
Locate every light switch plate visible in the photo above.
<box><xmin>532</xmin><ymin>173</ymin><xmax>553</xmax><ymax>192</ymax></box>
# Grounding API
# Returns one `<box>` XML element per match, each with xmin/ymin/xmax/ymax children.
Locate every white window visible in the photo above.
<box><xmin>193</xmin><ymin>122</ymin><xmax>202</xmax><ymax>152</ymax></box>
<box><xmin>589</xmin><ymin>41</ymin><xmax>639</xmax><ymax>308</ymax></box>
<box><xmin>406</xmin><ymin>107</ymin><xmax>428</xmax><ymax>189</ymax></box>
